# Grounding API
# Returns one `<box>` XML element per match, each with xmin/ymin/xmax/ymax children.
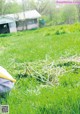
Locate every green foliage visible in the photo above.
<box><xmin>5</xmin><ymin>2</ymin><xmax>22</xmax><ymax>14</ymax></box>
<box><xmin>61</xmin><ymin>5</ymin><xmax>78</xmax><ymax>24</ymax></box>
<box><xmin>0</xmin><ymin>0</ymin><xmax>22</xmax><ymax>15</ymax></box>
<box><xmin>0</xmin><ymin>0</ymin><xmax>5</xmax><ymax>15</ymax></box>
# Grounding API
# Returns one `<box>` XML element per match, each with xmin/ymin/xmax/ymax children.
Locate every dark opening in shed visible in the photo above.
<box><xmin>0</xmin><ymin>23</ymin><xmax>10</xmax><ymax>34</ymax></box>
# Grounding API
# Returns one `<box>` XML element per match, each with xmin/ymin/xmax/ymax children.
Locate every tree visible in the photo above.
<box><xmin>61</xmin><ymin>5</ymin><xmax>78</xmax><ymax>24</ymax></box>
<box><xmin>0</xmin><ymin>0</ymin><xmax>6</xmax><ymax>15</ymax></box>
<box><xmin>0</xmin><ymin>0</ymin><xmax>22</xmax><ymax>15</ymax></box>
<box><xmin>73</xmin><ymin>0</ymin><xmax>80</xmax><ymax>22</ymax></box>
<box><xmin>5</xmin><ymin>2</ymin><xmax>22</xmax><ymax>14</ymax></box>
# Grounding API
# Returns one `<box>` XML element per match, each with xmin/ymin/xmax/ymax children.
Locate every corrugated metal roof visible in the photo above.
<box><xmin>23</xmin><ymin>10</ymin><xmax>41</xmax><ymax>19</ymax></box>
<box><xmin>0</xmin><ymin>17</ymin><xmax>15</xmax><ymax>24</ymax></box>
<box><xmin>1</xmin><ymin>10</ymin><xmax>41</xmax><ymax>21</ymax></box>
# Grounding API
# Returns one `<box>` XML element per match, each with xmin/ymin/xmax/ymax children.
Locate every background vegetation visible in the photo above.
<box><xmin>0</xmin><ymin>0</ymin><xmax>80</xmax><ymax>25</ymax></box>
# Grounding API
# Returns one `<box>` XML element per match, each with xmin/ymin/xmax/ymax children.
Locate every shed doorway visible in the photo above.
<box><xmin>0</xmin><ymin>23</ymin><xmax>10</xmax><ymax>34</ymax></box>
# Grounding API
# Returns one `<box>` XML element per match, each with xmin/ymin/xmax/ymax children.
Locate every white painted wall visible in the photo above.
<box><xmin>9</xmin><ymin>22</ymin><xmax>17</xmax><ymax>33</ymax></box>
<box><xmin>27</xmin><ymin>23</ymin><xmax>39</xmax><ymax>30</ymax></box>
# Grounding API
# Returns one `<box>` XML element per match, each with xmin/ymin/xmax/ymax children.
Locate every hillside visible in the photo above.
<box><xmin>0</xmin><ymin>24</ymin><xmax>80</xmax><ymax>114</ymax></box>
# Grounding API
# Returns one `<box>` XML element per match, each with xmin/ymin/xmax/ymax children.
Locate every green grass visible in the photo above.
<box><xmin>0</xmin><ymin>24</ymin><xmax>80</xmax><ymax>114</ymax></box>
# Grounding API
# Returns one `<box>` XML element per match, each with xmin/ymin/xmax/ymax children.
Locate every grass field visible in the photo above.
<box><xmin>0</xmin><ymin>24</ymin><xmax>80</xmax><ymax>114</ymax></box>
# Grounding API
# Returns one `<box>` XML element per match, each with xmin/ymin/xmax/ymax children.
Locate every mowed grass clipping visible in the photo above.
<box><xmin>0</xmin><ymin>24</ymin><xmax>80</xmax><ymax>114</ymax></box>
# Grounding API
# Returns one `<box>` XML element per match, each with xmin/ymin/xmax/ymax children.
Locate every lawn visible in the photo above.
<box><xmin>0</xmin><ymin>24</ymin><xmax>80</xmax><ymax>114</ymax></box>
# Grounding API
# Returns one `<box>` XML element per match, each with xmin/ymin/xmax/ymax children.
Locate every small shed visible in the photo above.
<box><xmin>16</xmin><ymin>10</ymin><xmax>41</xmax><ymax>30</ymax></box>
<box><xmin>0</xmin><ymin>16</ymin><xmax>17</xmax><ymax>34</ymax></box>
<box><xmin>0</xmin><ymin>10</ymin><xmax>41</xmax><ymax>34</ymax></box>
<box><xmin>6</xmin><ymin>10</ymin><xmax>41</xmax><ymax>31</ymax></box>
